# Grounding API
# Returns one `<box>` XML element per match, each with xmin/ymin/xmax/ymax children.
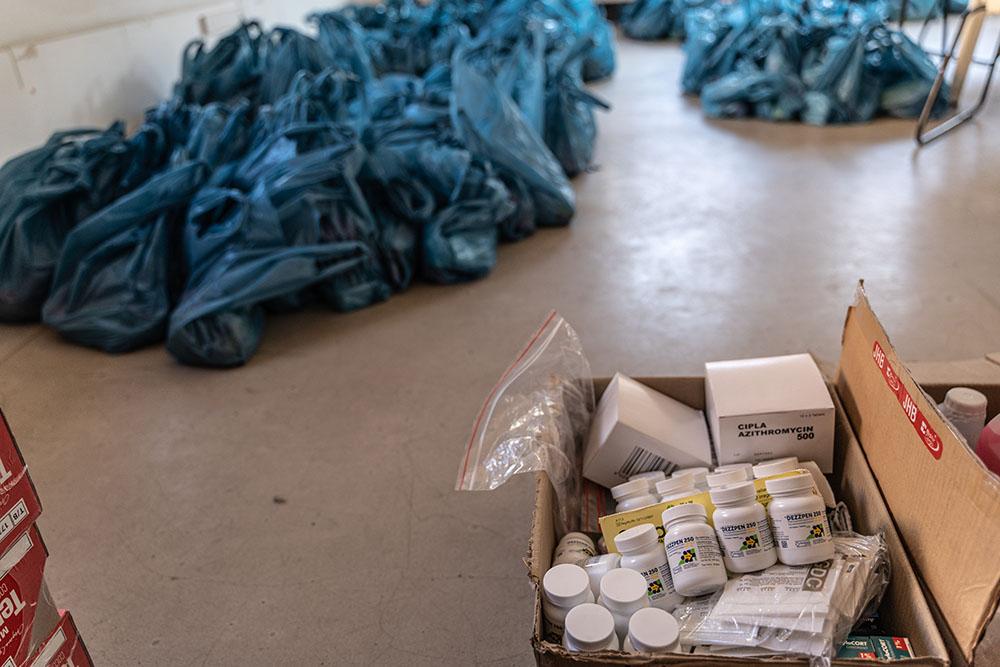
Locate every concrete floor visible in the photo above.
<box><xmin>1</xmin><ymin>35</ymin><xmax>999</xmax><ymax>665</ymax></box>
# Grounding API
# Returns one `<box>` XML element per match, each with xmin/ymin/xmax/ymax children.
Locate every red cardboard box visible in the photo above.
<box><xmin>27</xmin><ymin>611</ymin><xmax>93</xmax><ymax>667</ymax></box>
<box><xmin>0</xmin><ymin>414</ymin><xmax>42</xmax><ymax>559</ymax></box>
<box><xmin>0</xmin><ymin>525</ymin><xmax>47</xmax><ymax>667</ymax></box>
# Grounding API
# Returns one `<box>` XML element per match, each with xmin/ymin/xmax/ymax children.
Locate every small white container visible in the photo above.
<box><xmin>714</xmin><ymin>462</ymin><xmax>754</xmax><ymax>480</ymax></box>
<box><xmin>706</xmin><ymin>467</ymin><xmax>747</xmax><ymax>488</ymax></box>
<box><xmin>598</xmin><ymin>568</ymin><xmax>650</xmax><ymax>641</ymax></box>
<box><xmin>672</xmin><ymin>467</ymin><xmax>709</xmax><ymax>491</ymax></box>
<box><xmin>661</xmin><ymin>504</ymin><xmax>727</xmax><ymax>596</ymax></box>
<box><xmin>611</xmin><ymin>479</ymin><xmax>660</xmax><ymax>513</ymax></box>
<box><xmin>553</xmin><ymin>532</ymin><xmax>597</xmax><ymax>566</ymax></box>
<box><xmin>655</xmin><ymin>476</ymin><xmax>697</xmax><ymax>504</ymax></box>
<box><xmin>582</xmin><ymin>553</ymin><xmax>620</xmax><ymax>598</ymax></box>
<box><xmin>542</xmin><ymin>563</ymin><xmax>594</xmax><ymax>635</ymax></box>
<box><xmin>710</xmin><ymin>481</ymin><xmax>777</xmax><ymax>573</ymax></box>
<box><xmin>752</xmin><ymin>456</ymin><xmax>799</xmax><ymax>479</ymax></box>
<box><xmin>765</xmin><ymin>472</ymin><xmax>834</xmax><ymax>565</ymax></box>
<box><xmin>939</xmin><ymin>387</ymin><xmax>988</xmax><ymax>447</ymax></box>
<box><xmin>562</xmin><ymin>603</ymin><xmax>620</xmax><ymax>653</ymax></box>
<box><xmin>614</xmin><ymin>523</ymin><xmax>682</xmax><ymax>611</ymax></box>
<box><xmin>630</xmin><ymin>470</ymin><xmax>668</xmax><ymax>494</ymax></box>
<box><xmin>623</xmin><ymin>607</ymin><xmax>680</xmax><ymax>654</ymax></box>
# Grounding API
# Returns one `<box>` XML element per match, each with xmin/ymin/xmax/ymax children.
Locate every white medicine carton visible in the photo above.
<box><xmin>705</xmin><ymin>354</ymin><xmax>835</xmax><ymax>473</ymax></box>
<box><xmin>582</xmin><ymin>373</ymin><xmax>713</xmax><ymax>488</ymax></box>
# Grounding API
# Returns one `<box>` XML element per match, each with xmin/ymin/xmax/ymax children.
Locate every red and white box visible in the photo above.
<box><xmin>0</xmin><ymin>525</ymin><xmax>48</xmax><ymax>666</ymax></box>
<box><xmin>27</xmin><ymin>611</ymin><xmax>93</xmax><ymax>667</ymax></box>
<box><xmin>0</xmin><ymin>413</ymin><xmax>42</xmax><ymax>558</ymax></box>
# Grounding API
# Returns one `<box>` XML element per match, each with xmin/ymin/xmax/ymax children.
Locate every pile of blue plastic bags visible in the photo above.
<box><xmin>681</xmin><ymin>0</ymin><xmax>947</xmax><ymax>124</ymax></box>
<box><xmin>0</xmin><ymin>0</ymin><xmax>615</xmax><ymax>367</ymax></box>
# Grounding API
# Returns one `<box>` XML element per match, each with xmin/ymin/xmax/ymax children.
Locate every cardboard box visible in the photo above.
<box><xmin>526</xmin><ymin>375</ymin><xmax>949</xmax><ymax>665</ymax></box>
<box><xmin>0</xmin><ymin>414</ymin><xmax>43</xmax><ymax>559</ymax></box>
<box><xmin>837</xmin><ymin>285</ymin><xmax>1000</xmax><ymax>665</ymax></box>
<box><xmin>27</xmin><ymin>611</ymin><xmax>94</xmax><ymax>667</ymax></box>
<box><xmin>705</xmin><ymin>354</ymin><xmax>835</xmax><ymax>472</ymax></box>
<box><xmin>583</xmin><ymin>373</ymin><xmax>712</xmax><ymax>488</ymax></box>
<box><xmin>0</xmin><ymin>525</ymin><xmax>48</xmax><ymax>667</ymax></box>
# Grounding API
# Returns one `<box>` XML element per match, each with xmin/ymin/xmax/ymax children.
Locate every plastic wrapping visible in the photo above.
<box><xmin>456</xmin><ymin>312</ymin><xmax>594</xmax><ymax>534</ymax></box>
<box><xmin>674</xmin><ymin>532</ymin><xmax>891</xmax><ymax>664</ymax></box>
<box><xmin>682</xmin><ymin>0</ymin><xmax>948</xmax><ymax>124</ymax></box>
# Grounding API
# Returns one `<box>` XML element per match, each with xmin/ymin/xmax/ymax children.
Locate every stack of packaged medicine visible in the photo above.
<box><xmin>0</xmin><ymin>411</ymin><xmax>94</xmax><ymax>667</ymax></box>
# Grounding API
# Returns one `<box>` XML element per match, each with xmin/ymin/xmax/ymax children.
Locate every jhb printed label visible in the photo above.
<box><xmin>872</xmin><ymin>341</ymin><xmax>943</xmax><ymax>459</ymax></box>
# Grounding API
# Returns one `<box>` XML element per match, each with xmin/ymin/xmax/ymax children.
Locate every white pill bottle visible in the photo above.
<box><xmin>623</xmin><ymin>607</ymin><xmax>680</xmax><ymax>654</ymax></box>
<box><xmin>542</xmin><ymin>563</ymin><xmax>594</xmax><ymax>635</ymax></box>
<box><xmin>562</xmin><ymin>603</ymin><xmax>620</xmax><ymax>653</ymax></box>
<box><xmin>612</xmin><ymin>479</ymin><xmax>660</xmax><ymax>513</ymax></box>
<box><xmin>710</xmin><ymin>481</ymin><xmax>777</xmax><ymax>573</ymax></box>
<box><xmin>661</xmin><ymin>504</ymin><xmax>727</xmax><ymax>596</ymax></box>
<box><xmin>765</xmin><ymin>472</ymin><xmax>834</xmax><ymax>565</ymax></box>
<box><xmin>597</xmin><ymin>568</ymin><xmax>649</xmax><ymax>641</ymax></box>
<box><xmin>614</xmin><ymin>523</ymin><xmax>683</xmax><ymax>611</ymax></box>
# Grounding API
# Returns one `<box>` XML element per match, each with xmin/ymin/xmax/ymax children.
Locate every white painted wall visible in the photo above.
<box><xmin>0</xmin><ymin>0</ymin><xmax>348</xmax><ymax>162</ymax></box>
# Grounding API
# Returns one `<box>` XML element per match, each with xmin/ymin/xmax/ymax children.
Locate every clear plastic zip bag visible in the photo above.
<box><xmin>455</xmin><ymin>312</ymin><xmax>594</xmax><ymax>535</ymax></box>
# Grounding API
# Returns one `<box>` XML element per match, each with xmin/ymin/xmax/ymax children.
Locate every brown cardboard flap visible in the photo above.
<box><xmin>836</xmin><ymin>284</ymin><xmax>1000</xmax><ymax>662</ymax></box>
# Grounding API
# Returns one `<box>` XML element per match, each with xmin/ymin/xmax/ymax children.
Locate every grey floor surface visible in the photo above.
<box><xmin>1</xmin><ymin>35</ymin><xmax>999</xmax><ymax>665</ymax></box>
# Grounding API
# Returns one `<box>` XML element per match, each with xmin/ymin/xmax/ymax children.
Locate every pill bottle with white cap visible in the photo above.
<box><xmin>553</xmin><ymin>532</ymin><xmax>597</xmax><ymax>566</ymax></box>
<box><xmin>752</xmin><ymin>456</ymin><xmax>799</xmax><ymax>479</ymax></box>
<box><xmin>542</xmin><ymin>563</ymin><xmax>594</xmax><ymax>635</ymax></box>
<box><xmin>623</xmin><ymin>607</ymin><xmax>680</xmax><ymax>654</ymax></box>
<box><xmin>661</xmin><ymin>504</ymin><xmax>727</xmax><ymax>596</ymax></box>
<box><xmin>706</xmin><ymin>467</ymin><xmax>747</xmax><ymax>489</ymax></box>
<box><xmin>562</xmin><ymin>603</ymin><xmax>620</xmax><ymax>653</ymax></box>
<box><xmin>938</xmin><ymin>387</ymin><xmax>988</xmax><ymax>447</ymax></box>
<box><xmin>710</xmin><ymin>481</ymin><xmax>777</xmax><ymax>573</ymax></box>
<box><xmin>655</xmin><ymin>476</ymin><xmax>696</xmax><ymax>504</ymax></box>
<box><xmin>672</xmin><ymin>467</ymin><xmax>709</xmax><ymax>491</ymax></box>
<box><xmin>765</xmin><ymin>471</ymin><xmax>834</xmax><ymax>565</ymax></box>
<box><xmin>598</xmin><ymin>568</ymin><xmax>650</xmax><ymax>641</ymax></box>
<box><xmin>611</xmin><ymin>479</ymin><xmax>659</xmax><ymax>513</ymax></box>
<box><xmin>582</xmin><ymin>553</ymin><xmax>620</xmax><ymax>598</ymax></box>
<box><xmin>629</xmin><ymin>470</ymin><xmax>667</xmax><ymax>494</ymax></box>
<box><xmin>614</xmin><ymin>523</ymin><xmax>682</xmax><ymax>611</ymax></box>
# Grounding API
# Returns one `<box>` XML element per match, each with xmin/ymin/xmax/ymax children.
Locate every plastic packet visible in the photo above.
<box><xmin>674</xmin><ymin>532</ymin><xmax>890</xmax><ymax>666</ymax></box>
<box><xmin>456</xmin><ymin>312</ymin><xmax>594</xmax><ymax>535</ymax></box>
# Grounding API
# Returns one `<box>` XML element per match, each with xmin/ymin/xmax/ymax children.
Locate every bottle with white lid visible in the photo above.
<box><xmin>765</xmin><ymin>471</ymin><xmax>834</xmax><ymax>565</ymax></box>
<box><xmin>630</xmin><ymin>470</ymin><xmax>667</xmax><ymax>494</ymax></box>
<box><xmin>655</xmin><ymin>476</ymin><xmax>697</xmax><ymax>504</ymax></box>
<box><xmin>752</xmin><ymin>456</ymin><xmax>799</xmax><ymax>479</ymax></box>
<box><xmin>562</xmin><ymin>603</ymin><xmax>620</xmax><ymax>653</ymax></box>
<box><xmin>710</xmin><ymin>481</ymin><xmax>777</xmax><ymax>573</ymax></box>
<box><xmin>614</xmin><ymin>523</ymin><xmax>683</xmax><ymax>611</ymax></box>
<box><xmin>623</xmin><ymin>607</ymin><xmax>680</xmax><ymax>654</ymax></box>
<box><xmin>706</xmin><ymin>467</ymin><xmax>747</xmax><ymax>488</ymax></box>
<box><xmin>661</xmin><ymin>504</ymin><xmax>727</xmax><ymax>596</ymax></box>
<box><xmin>714</xmin><ymin>462</ymin><xmax>754</xmax><ymax>480</ymax></box>
<box><xmin>553</xmin><ymin>532</ymin><xmax>597</xmax><ymax>566</ymax></box>
<box><xmin>582</xmin><ymin>553</ymin><xmax>620</xmax><ymax>598</ymax></box>
<box><xmin>542</xmin><ymin>563</ymin><xmax>594</xmax><ymax>635</ymax></box>
<box><xmin>672</xmin><ymin>467</ymin><xmax>709</xmax><ymax>491</ymax></box>
<box><xmin>598</xmin><ymin>568</ymin><xmax>650</xmax><ymax>641</ymax></box>
<box><xmin>938</xmin><ymin>387</ymin><xmax>988</xmax><ymax>447</ymax></box>
<box><xmin>612</xmin><ymin>479</ymin><xmax>660</xmax><ymax>513</ymax></box>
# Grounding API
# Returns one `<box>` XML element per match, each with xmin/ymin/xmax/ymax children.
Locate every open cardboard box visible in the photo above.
<box><xmin>838</xmin><ymin>287</ymin><xmax>1000</xmax><ymax>665</ymax></box>
<box><xmin>527</xmin><ymin>375</ymin><xmax>948</xmax><ymax>665</ymax></box>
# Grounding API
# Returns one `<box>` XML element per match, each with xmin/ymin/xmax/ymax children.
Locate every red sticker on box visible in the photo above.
<box><xmin>872</xmin><ymin>341</ymin><xmax>943</xmax><ymax>459</ymax></box>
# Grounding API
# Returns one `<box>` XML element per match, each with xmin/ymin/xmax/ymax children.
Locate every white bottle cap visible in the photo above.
<box><xmin>542</xmin><ymin>563</ymin><xmax>591</xmax><ymax>607</ymax></box>
<box><xmin>715</xmin><ymin>462</ymin><xmax>754</xmax><ymax>478</ymax></box>
<box><xmin>764</xmin><ymin>470</ymin><xmax>815</xmax><ymax>495</ymax></box>
<box><xmin>943</xmin><ymin>387</ymin><xmax>988</xmax><ymax>417</ymax></box>
<box><xmin>662</xmin><ymin>502</ymin><xmax>707</xmax><ymax>525</ymax></box>
<box><xmin>564</xmin><ymin>603</ymin><xmax>617</xmax><ymax>651</ymax></box>
<box><xmin>611</xmin><ymin>479</ymin><xmax>651</xmax><ymax>500</ymax></box>
<box><xmin>672</xmin><ymin>467</ymin><xmax>709</xmax><ymax>486</ymax></box>
<box><xmin>614</xmin><ymin>523</ymin><xmax>659</xmax><ymax>553</ymax></box>
<box><xmin>627</xmin><ymin>607</ymin><xmax>680</xmax><ymax>653</ymax></box>
<box><xmin>629</xmin><ymin>470</ymin><xmax>667</xmax><ymax>483</ymax></box>
<box><xmin>655</xmin><ymin>476</ymin><xmax>695</xmax><ymax>497</ymax></box>
<box><xmin>599</xmin><ymin>568</ymin><xmax>648</xmax><ymax>610</ymax></box>
<box><xmin>706</xmin><ymin>468</ymin><xmax>747</xmax><ymax>488</ymax></box>
<box><xmin>709</xmin><ymin>480</ymin><xmax>756</xmax><ymax>505</ymax></box>
<box><xmin>752</xmin><ymin>456</ymin><xmax>799</xmax><ymax>479</ymax></box>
